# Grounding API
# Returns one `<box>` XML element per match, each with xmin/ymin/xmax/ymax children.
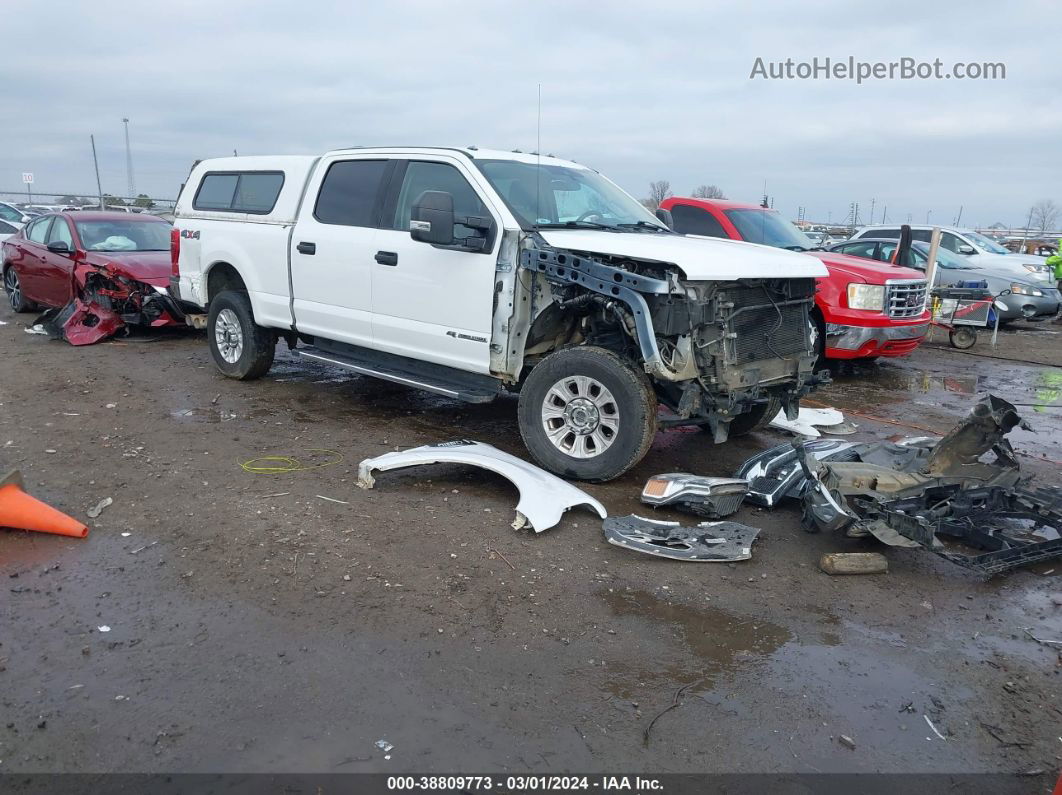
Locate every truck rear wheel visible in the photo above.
<box><xmin>517</xmin><ymin>346</ymin><xmax>657</xmax><ymax>482</ymax></box>
<box><xmin>207</xmin><ymin>290</ymin><xmax>276</xmax><ymax>380</ymax></box>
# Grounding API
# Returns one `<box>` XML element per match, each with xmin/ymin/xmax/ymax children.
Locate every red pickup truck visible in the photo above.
<box><xmin>661</xmin><ymin>198</ymin><xmax>931</xmax><ymax>361</ymax></box>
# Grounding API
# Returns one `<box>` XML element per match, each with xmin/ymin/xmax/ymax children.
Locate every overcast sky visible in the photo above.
<box><xmin>4</xmin><ymin>0</ymin><xmax>1059</xmax><ymax>227</ymax></box>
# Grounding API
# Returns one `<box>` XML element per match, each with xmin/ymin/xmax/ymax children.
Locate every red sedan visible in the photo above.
<box><xmin>2</xmin><ymin>211</ymin><xmax>190</xmax><ymax>344</ymax></box>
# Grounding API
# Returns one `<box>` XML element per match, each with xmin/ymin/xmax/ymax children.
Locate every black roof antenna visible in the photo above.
<box><xmin>535</xmin><ymin>83</ymin><xmax>542</xmax><ymax>225</ymax></box>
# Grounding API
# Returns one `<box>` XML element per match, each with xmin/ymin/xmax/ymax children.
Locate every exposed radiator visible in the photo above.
<box><xmin>722</xmin><ymin>283</ymin><xmax>813</xmax><ymax>364</ymax></box>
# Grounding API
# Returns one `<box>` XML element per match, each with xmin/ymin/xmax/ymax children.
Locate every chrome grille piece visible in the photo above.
<box><xmin>885</xmin><ymin>279</ymin><xmax>927</xmax><ymax>318</ymax></box>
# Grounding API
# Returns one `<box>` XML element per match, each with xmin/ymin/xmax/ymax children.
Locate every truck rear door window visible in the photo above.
<box><xmin>193</xmin><ymin>172</ymin><xmax>284</xmax><ymax>214</ymax></box>
<box><xmin>314</xmin><ymin>160</ymin><xmax>389</xmax><ymax>227</ymax></box>
<box><xmin>670</xmin><ymin>204</ymin><xmax>727</xmax><ymax>238</ymax></box>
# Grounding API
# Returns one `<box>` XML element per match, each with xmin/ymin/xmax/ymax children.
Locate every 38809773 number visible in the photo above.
<box><xmin>387</xmin><ymin>776</ymin><xmax>495</xmax><ymax>790</ymax></box>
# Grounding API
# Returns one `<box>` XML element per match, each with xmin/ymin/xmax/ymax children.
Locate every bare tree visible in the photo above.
<box><xmin>1029</xmin><ymin>199</ymin><xmax>1059</xmax><ymax>234</ymax></box>
<box><xmin>641</xmin><ymin>180</ymin><xmax>672</xmax><ymax>211</ymax></box>
<box><xmin>691</xmin><ymin>184</ymin><xmax>726</xmax><ymax>200</ymax></box>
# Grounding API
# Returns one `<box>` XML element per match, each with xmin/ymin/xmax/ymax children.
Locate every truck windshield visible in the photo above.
<box><xmin>724</xmin><ymin>209</ymin><xmax>815</xmax><ymax>251</ymax></box>
<box><xmin>474</xmin><ymin>160</ymin><xmax>667</xmax><ymax>232</ymax></box>
<box><xmin>75</xmin><ymin>219</ymin><xmax>171</xmax><ymax>252</ymax></box>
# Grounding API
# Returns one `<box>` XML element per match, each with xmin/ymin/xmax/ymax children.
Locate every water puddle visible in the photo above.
<box><xmin>596</xmin><ymin>588</ymin><xmax>792</xmax><ymax>698</ymax></box>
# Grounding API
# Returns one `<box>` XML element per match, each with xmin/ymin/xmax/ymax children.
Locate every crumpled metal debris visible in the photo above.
<box><xmin>37</xmin><ymin>259</ymin><xmax>186</xmax><ymax>346</ymax></box>
<box><xmin>640</xmin><ymin>473</ymin><xmax>748</xmax><ymax>518</ymax></box>
<box><xmin>796</xmin><ymin>394</ymin><xmax>1061</xmax><ymax>574</ymax></box>
<box><xmin>735</xmin><ymin>438</ymin><xmax>862</xmax><ymax>508</ymax></box>
<box><xmin>769</xmin><ymin>406</ymin><xmax>857</xmax><ymax>437</ymax></box>
<box><xmin>603</xmin><ymin>515</ymin><xmax>761</xmax><ymax>562</ymax></box>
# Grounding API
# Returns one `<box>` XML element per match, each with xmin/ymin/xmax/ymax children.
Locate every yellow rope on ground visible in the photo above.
<box><xmin>238</xmin><ymin>448</ymin><xmax>344</xmax><ymax>474</ymax></box>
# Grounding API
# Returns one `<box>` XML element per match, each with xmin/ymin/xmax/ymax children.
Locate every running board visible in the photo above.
<box><xmin>296</xmin><ymin>344</ymin><xmax>502</xmax><ymax>404</ymax></box>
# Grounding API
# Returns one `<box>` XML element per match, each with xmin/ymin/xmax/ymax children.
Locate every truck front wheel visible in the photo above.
<box><xmin>207</xmin><ymin>290</ymin><xmax>276</xmax><ymax>380</ymax></box>
<box><xmin>517</xmin><ymin>346</ymin><xmax>657</xmax><ymax>482</ymax></box>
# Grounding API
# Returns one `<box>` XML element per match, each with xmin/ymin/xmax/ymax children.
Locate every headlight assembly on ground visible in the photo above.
<box><xmin>847</xmin><ymin>283</ymin><xmax>886</xmax><ymax>310</ymax></box>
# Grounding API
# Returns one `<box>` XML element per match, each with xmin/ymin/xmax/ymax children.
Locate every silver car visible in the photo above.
<box><xmin>849</xmin><ymin>224</ymin><xmax>1055</xmax><ymax>284</ymax></box>
<box><xmin>828</xmin><ymin>239</ymin><xmax>1060</xmax><ymax>323</ymax></box>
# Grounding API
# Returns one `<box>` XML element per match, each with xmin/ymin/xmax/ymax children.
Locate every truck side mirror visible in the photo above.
<box><xmin>410</xmin><ymin>191</ymin><xmax>455</xmax><ymax>246</ymax></box>
<box><xmin>654</xmin><ymin>208</ymin><xmax>674</xmax><ymax>230</ymax></box>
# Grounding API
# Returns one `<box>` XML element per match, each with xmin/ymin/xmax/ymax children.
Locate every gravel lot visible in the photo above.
<box><xmin>1</xmin><ymin>303</ymin><xmax>1060</xmax><ymax>778</ymax></box>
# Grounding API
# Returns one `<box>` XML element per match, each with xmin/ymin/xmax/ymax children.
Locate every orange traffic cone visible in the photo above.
<box><xmin>0</xmin><ymin>471</ymin><xmax>88</xmax><ymax>539</ymax></box>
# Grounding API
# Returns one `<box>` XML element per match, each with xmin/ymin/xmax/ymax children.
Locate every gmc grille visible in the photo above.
<box><xmin>886</xmin><ymin>279</ymin><xmax>928</xmax><ymax>318</ymax></box>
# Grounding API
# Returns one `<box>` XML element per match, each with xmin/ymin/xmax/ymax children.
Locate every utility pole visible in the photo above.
<box><xmin>90</xmin><ymin>135</ymin><xmax>105</xmax><ymax>210</ymax></box>
<box><xmin>869</xmin><ymin>198</ymin><xmax>875</xmax><ymax>228</ymax></box>
<box><xmin>926</xmin><ymin>209</ymin><xmax>932</xmax><ymax>224</ymax></box>
<box><xmin>1019</xmin><ymin>207</ymin><xmax>1034</xmax><ymax>254</ymax></box>
<box><xmin>881</xmin><ymin>204</ymin><xmax>887</xmax><ymax>224</ymax></box>
<box><xmin>122</xmin><ymin>117</ymin><xmax>136</xmax><ymax>200</ymax></box>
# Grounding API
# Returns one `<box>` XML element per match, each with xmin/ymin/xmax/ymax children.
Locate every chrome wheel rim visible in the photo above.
<box><xmin>215</xmin><ymin>308</ymin><xmax>244</xmax><ymax>364</ymax></box>
<box><xmin>5</xmin><ymin>269</ymin><xmax>20</xmax><ymax>310</ymax></box>
<box><xmin>541</xmin><ymin>375</ymin><xmax>619</xmax><ymax>459</ymax></box>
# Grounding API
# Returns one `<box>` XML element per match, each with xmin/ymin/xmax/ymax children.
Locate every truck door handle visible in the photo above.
<box><xmin>297</xmin><ymin>241</ymin><xmax>316</xmax><ymax>255</ymax></box>
<box><xmin>375</xmin><ymin>251</ymin><xmax>398</xmax><ymax>266</ymax></box>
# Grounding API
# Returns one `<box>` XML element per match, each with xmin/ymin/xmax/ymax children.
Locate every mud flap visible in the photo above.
<box><xmin>37</xmin><ymin>300</ymin><xmax>124</xmax><ymax>346</ymax></box>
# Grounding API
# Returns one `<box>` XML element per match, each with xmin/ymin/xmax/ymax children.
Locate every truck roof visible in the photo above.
<box><xmin>323</xmin><ymin>146</ymin><xmax>588</xmax><ymax>169</ymax></box>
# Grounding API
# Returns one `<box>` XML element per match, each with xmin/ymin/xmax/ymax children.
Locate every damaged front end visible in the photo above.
<box><xmin>795</xmin><ymin>395</ymin><xmax>1062</xmax><ymax>574</ymax></box>
<box><xmin>39</xmin><ymin>261</ymin><xmax>189</xmax><ymax>346</ymax></box>
<box><xmin>520</xmin><ymin>245</ymin><xmax>827</xmax><ymax>442</ymax></box>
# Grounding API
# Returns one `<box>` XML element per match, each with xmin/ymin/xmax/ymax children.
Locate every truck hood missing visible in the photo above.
<box><xmin>536</xmin><ymin>229</ymin><xmax>828</xmax><ymax>281</ymax></box>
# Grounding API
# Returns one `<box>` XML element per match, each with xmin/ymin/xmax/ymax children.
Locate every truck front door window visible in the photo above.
<box><xmin>392</xmin><ymin>161</ymin><xmax>487</xmax><ymax>240</ymax></box>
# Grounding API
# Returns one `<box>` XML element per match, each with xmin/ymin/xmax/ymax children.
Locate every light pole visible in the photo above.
<box><xmin>926</xmin><ymin>210</ymin><xmax>932</xmax><ymax>224</ymax></box>
<box><xmin>122</xmin><ymin>118</ymin><xmax>136</xmax><ymax>201</ymax></box>
<box><xmin>90</xmin><ymin>135</ymin><xmax>105</xmax><ymax>210</ymax></box>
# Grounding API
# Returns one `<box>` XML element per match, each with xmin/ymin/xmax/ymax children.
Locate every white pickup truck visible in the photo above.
<box><xmin>171</xmin><ymin>147</ymin><xmax>827</xmax><ymax>481</ymax></box>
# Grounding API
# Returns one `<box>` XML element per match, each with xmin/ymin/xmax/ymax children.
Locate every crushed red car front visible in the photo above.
<box><xmin>40</xmin><ymin>252</ymin><xmax>187</xmax><ymax>346</ymax></box>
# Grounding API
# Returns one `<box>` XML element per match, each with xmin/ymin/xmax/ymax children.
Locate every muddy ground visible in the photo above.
<box><xmin>0</xmin><ymin>304</ymin><xmax>1060</xmax><ymax>781</ymax></box>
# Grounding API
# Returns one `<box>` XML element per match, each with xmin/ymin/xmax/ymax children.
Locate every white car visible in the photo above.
<box><xmin>171</xmin><ymin>147</ymin><xmax>827</xmax><ymax>480</ymax></box>
<box><xmin>0</xmin><ymin>201</ymin><xmax>35</xmax><ymax>227</ymax></box>
<box><xmin>0</xmin><ymin>219</ymin><xmax>17</xmax><ymax>245</ymax></box>
<box><xmin>850</xmin><ymin>224</ymin><xmax>1054</xmax><ymax>284</ymax></box>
